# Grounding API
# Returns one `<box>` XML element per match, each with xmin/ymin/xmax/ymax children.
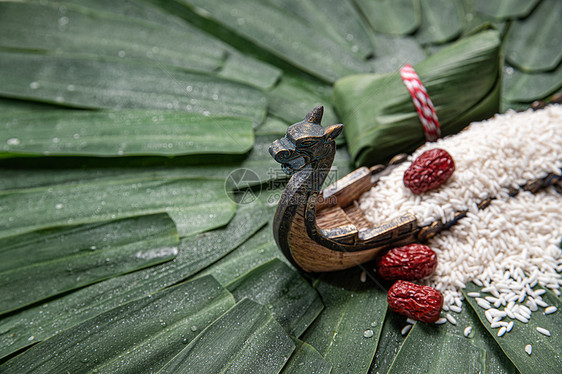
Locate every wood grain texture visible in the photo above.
<box><xmin>288</xmin><ymin>205</ymin><xmax>387</xmax><ymax>272</ymax></box>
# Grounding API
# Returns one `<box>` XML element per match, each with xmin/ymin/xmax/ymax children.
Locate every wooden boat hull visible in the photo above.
<box><xmin>288</xmin><ymin>204</ymin><xmax>416</xmax><ymax>272</ymax></box>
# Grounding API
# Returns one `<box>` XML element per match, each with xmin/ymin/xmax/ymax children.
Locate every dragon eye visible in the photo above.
<box><xmin>299</xmin><ymin>139</ymin><xmax>317</xmax><ymax>147</ymax></box>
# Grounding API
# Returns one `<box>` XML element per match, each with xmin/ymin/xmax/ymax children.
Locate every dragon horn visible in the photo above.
<box><xmin>304</xmin><ymin>106</ymin><xmax>324</xmax><ymax>125</ymax></box>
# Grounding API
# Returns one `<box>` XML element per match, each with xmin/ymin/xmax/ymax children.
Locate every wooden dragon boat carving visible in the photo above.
<box><xmin>269</xmin><ymin>106</ymin><xmax>417</xmax><ymax>272</ymax></box>
<box><xmin>269</xmin><ymin>105</ymin><xmax>561</xmax><ymax>273</ymax></box>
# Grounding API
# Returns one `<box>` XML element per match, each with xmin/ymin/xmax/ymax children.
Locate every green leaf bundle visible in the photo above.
<box><xmin>333</xmin><ymin>30</ymin><xmax>501</xmax><ymax>167</ymax></box>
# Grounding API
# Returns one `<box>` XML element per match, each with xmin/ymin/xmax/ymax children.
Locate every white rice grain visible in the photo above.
<box><xmin>360</xmin><ymin>106</ymin><xmax>562</xmax><ymax>228</ymax></box>
<box><xmin>526</xmin><ymin>298</ymin><xmax>538</xmax><ymax>312</ymax></box>
<box><xmin>360</xmin><ymin>271</ymin><xmax>367</xmax><ymax>283</ymax></box>
<box><xmin>497</xmin><ymin>326</ymin><xmax>507</xmax><ymax>337</ymax></box>
<box><xmin>401</xmin><ymin>324</ymin><xmax>412</xmax><ymax>336</ymax></box>
<box><xmin>544</xmin><ymin>306</ymin><xmax>558</xmax><ymax>315</ymax></box>
<box><xmin>464</xmin><ymin>326</ymin><xmax>472</xmax><ymax>337</ymax></box>
<box><xmin>536</xmin><ymin>327</ymin><xmax>551</xmax><ymax>336</ymax></box>
<box><xmin>525</xmin><ymin>344</ymin><xmax>532</xmax><ymax>355</ymax></box>
<box><xmin>422</xmin><ymin>188</ymin><xmax>561</xmax><ymax>329</ymax></box>
<box><xmin>359</xmin><ymin>106</ymin><xmax>562</xmax><ymax>331</ymax></box>
<box><xmin>514</xmin><ymin>313</ymin><xmax>529</xmax><ymax>324</ymax></box>
<box><xmin>449</xmin><ymin>305</ymin><xmax>462</xmax><ymax>313</ymax></box>
<box><xmin>476</xmin><ymin>298</ymin><xmax>491</xmax><ymax>310</ymax></box>
<box><xmin>446</xmin><ymin>313</ymin><xmax>457</xmax><ymax>325</ymax></box>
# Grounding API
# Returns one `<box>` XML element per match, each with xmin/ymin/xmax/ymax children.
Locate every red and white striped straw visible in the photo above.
<box><xmin>399</xmin><ymin>64</ymin><xmax>441</xmax><ymax>142</ymax></box>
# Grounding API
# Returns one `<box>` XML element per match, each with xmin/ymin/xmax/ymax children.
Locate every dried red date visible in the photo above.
<box><xmin>403</xmin><ymin>148</ymin><xmax>455</xmax><ymax>194</ymax></box>
<box><xmin>376</xmin><ymin>243</ymin><xmax>437</xmax><ymax>281</ymax></box>
<box><xmin>387</xmin><ymin>280</ymin><xmax>443</xmax><ymax>323</ymax></box>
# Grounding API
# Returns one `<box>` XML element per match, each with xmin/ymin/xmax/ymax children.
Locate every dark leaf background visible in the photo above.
<box><xmin>0</xmin><ymin>0</ymin><xmax>560</xmax><ymax>372</ymax></box>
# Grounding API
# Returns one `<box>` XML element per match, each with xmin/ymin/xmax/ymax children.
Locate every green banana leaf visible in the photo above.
<box><xmin>218</xmin><ymin>51</ymin><xmax>282</xmax><ymax>90</ymax></box>
<box><xmin>196</xmin><ymin>226</ymin><xmax>287</xmax><ymax>285</ymax></box>
<box><xmin>368</xmin><ymin>310</ymin><xmax>409</xmax><ymax>374</ymax></box>
<box><xmin>42</xmin><ymin>0</ymin><xmax>203</xmax><ymax>31</ymax></box>
<box><xmin>464</xmin><ymin>283</ymin><xmax>562</xmax><ymax>374</ymax></box>
<box><xmin>354</xmin><ymin>0</ymin><xmax>420</xmax><ymax>35</ymax></box>
<box><xmin>503</xmin><ymin>64</ymin><xmax>562</xmax><ymax>102</ymax></box>
<box><xmin>266</xmin><ymin>75</ymin><xmax>338</xmax><ymax>129</ymax></box>
<box><xmin>281</xmin><ymin>338</ymin><xmax>331</xmax><ymax>374</ymax></box>
<box><xmin>504</xmin><ymin>0</ymin><xmax>562</xmax><ymax>72</ymax></box>
<box><xmin>416</xmin><ymin>0</ymin><xmax>463</xmax><ymax>45</ymax></box>
<box><xmin>0</xmin><ymin>135</ymin><xmax>260</xmax><ymax>192</ymax></box>
<box><xmin>306</xmin><ymin>0</ymin><xmax>374</xmax><ymax>60</ymax></box>
<box><xmin>0</xmin><ymin>51</ymin><xmax>267</xmax><ymax>126</ymax></box>
<box><xmin>0</xmin><ymin>109</ymin><xmax>253</xmax><ymax>157</ymax></box>
<box><xmin>0</xmin><ymin>276</ymin><xmax>235</xmax><ymax>373</ymax></box>
<box><xmin>24</xmin><ymin>0</ymin><xmax>283</xmax><ymax>91</ymax></box>
<box><xmin>460</xmin><ymin>0</ymin><xmax>509</xmax><ymax>36</ymax></box>
<box><xmin>334</xmin><ymin>29</ymin><xmax>501</xmax><ymax>166</ymax></box>
<box><xmin>374</xmin><ymin>298</ymin><xmax>517</xmax><ymax>374</ymax></box>
<box><xmin>0</xmin><ymin>98</ymin><xmax>58</xmax><ymax>114</ymax></box>
<box><xmin>0</xmin><ymin>202</ymin><xmax>265</xmax><ymax>359</ymax></box>
<box><xmin>267</xmin><ymin>0</ymin><xmax>375</xmax><ymax>60</ymax></box>
<box><xmin>0</xmin><ymin>177</ymin><xmax>235</xmax><ymax>238</ymax></box>
<box><xmin>157</xmin><ymin>298</ymin><xmax>295</xmax><ymax>374</ymax></box>
<box><xmin>301</xmin><ymin>269</ymin><xmax>388</xmax><ymax>374</ymax></box>
<box><xmin>0</xmin><ymin>132</ymin><xmax>353</xmax><ymax>193</ymax></box>
<box><xmin>370</xmin><ymin>33</ymin><xmax>427</xmax><ymax>74</ymax></box>
<box><xmin>477</xmin><ymin>0</ymin><xmax>541</xmax><ymax>19</ymax></box>
<box><xmin>0</xmin><ymin>0</ymin><xmax>559</xmax><ymax>372</ymax></box>
<box><xmin>178</xmin><ymin>201</ymin><xmax>269</xmax><ymax>272</ymax></box>
<box><xmin>388</xmin><ymin>326</ymin><xmax>486</xmax><ymax>373</ymax></box>
<box><xmin>0</xmin><ymin>213</ymin><xmax>178</xmax><ymax>315</ymax></box>
<box><xmin>226</xmin><ymin>258</ymin><xmax>324</xmax><ymax>337</ymax></box>
<box><xmin>450</xmin><ymin>304</ymin><xmax>519</xmax><ymax>374</ymax></box>
<box><xmin>0</xmin><ymin>0</ymin><xmax>226</xmax><ymax>73</ymax></box>
<box><xmin>159</xmin><ymin>0</ymin><xmax>372</xmax><ymax>82</ymax></box>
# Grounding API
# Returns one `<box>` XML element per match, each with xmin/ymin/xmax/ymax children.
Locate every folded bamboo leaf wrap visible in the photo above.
<box><xmin>333</xmin><ymin>30</ymin><xmax>501</xmax><ymax>167</ymax></box>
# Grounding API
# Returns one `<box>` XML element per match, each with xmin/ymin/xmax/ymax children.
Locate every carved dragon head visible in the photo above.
<box><xmin>269</xmin><ymin>106</ymin><xmax>343</xmax><ymax>175</ymax></box>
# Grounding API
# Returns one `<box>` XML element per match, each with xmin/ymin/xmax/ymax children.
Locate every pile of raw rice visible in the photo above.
<box><xmin>359</xmin><ymin>105</ymin><xmax>562</xmax><ymax>334</ymax></box>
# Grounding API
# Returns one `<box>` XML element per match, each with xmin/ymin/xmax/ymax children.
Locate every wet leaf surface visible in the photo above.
<box><xmin>464</xmin><ymin>283</ymin><xmax>562</xmax><ymax>374</ymax></box>
<box><xmin>157</xmin><ymin>298</ymin><xmax>295</xmax><ymax>374</ymax></box>
<box><xmin>0</xmin><ymin>214</ymin><xmax>178</xmax><ymax>315</ymax></box>
<box><xmin>301</xmin><ymin>268</ymin><xmax>388</xmax><ymax>374</ymax></box>
<box><xmin>504</xmin><ymin>0</ymin><xmax>562</xmax><ymax>72</ymax></box>
<box><xmin>354</xmin><ymin>0</ymin><xmax>420</xmax><ymax>35</ymax></box>
<box><xmin>0</xmin><ymin>202</ymin><xmax>264</xmax><ymax>360</ymax></box>
<box><xmin>0</xmin><ymin>110</ymin><xmax>253</xmax><ymax>157</ymax></box>
<box><xmin>227</xmin><ymin>258</ymin><xmax>323</xmax><ymax>337</ymax></box>
<box><xmin>0</xmin><ymin>276</ymin><xmax>235</xmax><ymax>374</ymax></box>
<box><xmin>0</xmin><ymin>177</ymin><xmax>235</xmax><ymax>238</ymax></box>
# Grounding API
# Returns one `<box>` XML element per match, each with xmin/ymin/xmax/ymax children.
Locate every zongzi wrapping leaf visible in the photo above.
<box><xmin>333</xmin><ymin>30</ymin><xmax>501</xmax><ymax>166</ymax></box>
